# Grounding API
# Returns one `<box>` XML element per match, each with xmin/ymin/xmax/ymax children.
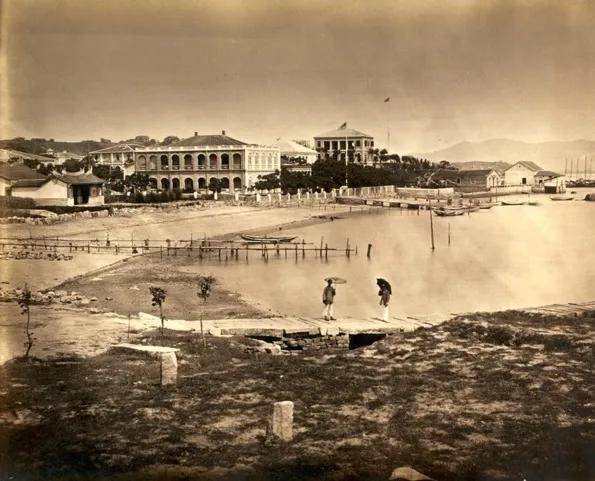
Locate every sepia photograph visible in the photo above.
<box><xmin>0</xmin><ymin>1</ymin><xmax>593</xmax><ymax>480</ymax></box>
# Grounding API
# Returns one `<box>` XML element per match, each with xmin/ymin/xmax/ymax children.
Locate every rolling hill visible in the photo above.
<box><xmin>415</xmin><ymin>139</ymin><xmax>595</xmax><ymax>173</ymax></box>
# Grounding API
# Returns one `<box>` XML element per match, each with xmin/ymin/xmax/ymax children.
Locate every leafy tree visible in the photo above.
<box><xmin>254</xmin><ymin>170</ymin><xmax>280</xmax><ymax>190</ymax></box>
<box><xmin>62</xmin><ymin>159</ymin><xmax>85</xmax><ymax>173</ymax></box>
<box><xmin>124</xmin><ymin>172</ymin><xmax>151</xmax><ymax>192</ymax></box>
<box><xmin>311</xmin><ymin>158</ymin><xmax>345</xmax><ymax>191</ymax></box>
<box><xmin>161</xmin><ymin>135</ymin><xmax>180</xmax><ymax>146</ymax></box>
<box><xmin>17</xmin><ymin>285</ymin><xmax>34</xmax><ymax>359</ymax></box>
<box><xmin>197</xmin><ymin>275</ymin><xmax>216</xmax><ymax>348</ymax></box>
<box><xmin>208</xmin><ymin>177</ymin><xmax>222</xmax><ymax>194</ymax></box>
<box><xmin>93</xmin><ymin>164</ymin><xmax>123</xmax><ymax>181</ymax></box>
<box><xmin>149</xmin><ymin>286</ymin><xmax>167</xmax><ymax>336</ymax></box>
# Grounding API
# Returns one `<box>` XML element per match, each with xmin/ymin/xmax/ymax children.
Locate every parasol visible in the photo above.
<box><xmin>376</xmin><ymin>278</ymin><xmax>392</xmax><ymax>293</ymax></box>
<box><xmin>324</xmin><ymin>277</ymin><xmax>347</xmax><ymax>284</ymax></box>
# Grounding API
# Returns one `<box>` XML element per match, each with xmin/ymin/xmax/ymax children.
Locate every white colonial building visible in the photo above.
<box><xmin>89</xmin><ymin>142</ymin><xmax>144</xmax><ymax>175</ymax></box>
<box><xmin>133</xmin><ymin>132</ymin><xmax>280</xmax><ymax>192</ymax></box>
<box><xmin>314</xmin><ymin>125</ymin><xmax>375</xmax><ymax>164</ymax></box>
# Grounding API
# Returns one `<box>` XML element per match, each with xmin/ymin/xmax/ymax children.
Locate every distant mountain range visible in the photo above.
<box><xmin>414</xmin><ymin>139</ymin><xmax>595</xmax><ymax>173</ymax></box>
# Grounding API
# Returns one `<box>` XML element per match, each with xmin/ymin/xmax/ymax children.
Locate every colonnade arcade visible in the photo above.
<box><xmin>136</xmin><ymin>152</ymin><xmax>243</xmax><ymax>171</ymax></box>
<box><xmin>147</xmin><ymin>175</ymin><xmax>243</xmax><ymax>192</ymax></box>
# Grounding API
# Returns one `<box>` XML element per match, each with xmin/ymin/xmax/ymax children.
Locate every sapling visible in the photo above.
<box><xmin>149</xmin><ymin>286</ymin><xmax>167</xmax><ymax>337</ymax></box>
<box><xmin>17</xmin><ymin>284</ymin><xmax>34</xmax><ymax>359</ymax></box>
<box><xmin>197</xmin><ymin>275</ymin><xmax>215</xmax><ymax>348</ymax></box>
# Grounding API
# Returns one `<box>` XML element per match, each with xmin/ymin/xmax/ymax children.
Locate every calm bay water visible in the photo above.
<box><xmin>187</xmin><ymin>191</ymin><xmax>595</xmax><ymax>319</ymax></box>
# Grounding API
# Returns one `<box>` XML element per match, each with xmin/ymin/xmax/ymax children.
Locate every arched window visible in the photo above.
<box><xmin>161</xmin><ymin>178</ymin><xmax>170</xmax><ymax>190</ymax></box>
<box><xmin>149</xmin><ymin>177</ymin><xmax>158</xmax><ymax>189</ymax></box>
<box><xmin>172</xmin><ymin>178</ymin><xmax>180</xmax><ymax>190</ymax></box>
<box><xmin>160</xmin><ymin>155</ymin><xmax>169</xmax><ymax>169</ymax></box>
<box><xmin>183</xmin><ymin>154</ymin><xmax>193</xmax><ymax>170</ymax></box>
<box><xmin>221</xmin><ymin>153</ymin><xmax>230</xmax><ymax>169</ymax></box>
<box><xmin>137</xmin><ymin>155</ymin><xmax>147</xmax><ymax>170</ymax></box>
<box><xmin>209</xmin><ymin>154</ymin><xmax>218</xmax><ymax>169</ymax></box>
<box><xmin>149</xmin><ymin>155</ymin><xmax>157</xmax><ymax>170</ymax></box>
<box><xmin>198</xmin><ymin>178</ymin><xmax>207</xmax><ymax>189</ymax></box>
<box><xmin>184</xmin><ymin>177</ymin><xmax>194</xmax><ymax>192</ymax></box>
<box><xmin>220</xmin><ymin>177</ymin><xmax>230</xmax><ymax>189</ymax></box>
<box><xmin>172</xmin><ymin>155</ymin><xmax>180</xmax><ymax>170</ymax></box>
<box><xmin>233</xmin><ymin>153</ymin><xmax>242</xmax><ymax>169</ymax></box>
<box><xmin>233</xmin><ymin>177</ymin><xmax>242</xmax><ymax>190</ymax></box>
<box><xmin>197</xmin><ymin>154</ymin><xmax>206</xmax><ymax>169</ymax></box>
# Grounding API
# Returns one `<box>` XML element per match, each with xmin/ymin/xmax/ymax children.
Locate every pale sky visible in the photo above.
<box><xmin>1</xmin><ymin>0</ymin><xmax>594</xmax><ymax>153</ymax></box>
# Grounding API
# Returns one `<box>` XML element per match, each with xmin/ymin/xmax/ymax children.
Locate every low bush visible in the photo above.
<box><xmin>0</xmin><ymin>196</ymin><xmax>36</xmax><ymax>209</ymax></box>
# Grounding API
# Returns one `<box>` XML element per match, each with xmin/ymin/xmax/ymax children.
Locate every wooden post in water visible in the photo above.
<box><xmin>448</xmin><ymin>223</ymin><xmax>451</xmax><ymax>246</ymax></box>
<box><xmin>367</xmin><ymin>244</ymin><xmax>372</xmax><ymax>258</ymax></box>
<box><xmin>429</xmin><ymin>207</ymin><xmax>435</xmax><ymax>250</ymax></box>
<box><xmin>346</xmin><ymin>238</ymin><xmax>350</xmax><ymax>258</ymax></box>
<box><xmin>302</xmin><ymin>239</ymin><xmax>305</xmax><ymax>258</ymax></box>
<box><xmin>325</xmin><ymin>243</ymin><xmax>328</xmax><ymax>260</ymax></box>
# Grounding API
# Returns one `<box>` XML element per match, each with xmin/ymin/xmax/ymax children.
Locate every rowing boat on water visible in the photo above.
<box><xmin>550</xmin><ymin>195</ymin><xmax>574</xmax><ymax>201</ymax></box>
<box><xmin>240</xmin><ymin>234</ymin><xmax>297</xmax><ymax>244</ymax></box>
<box><xmin>434</xmin><ymin>208</ymin><xmax>465</xmax><ymax>217</ymax></box>
<box><xmin>501</xmin><ymin>200</ymin><xmax>525</xmax><ymax>206</ymax></box>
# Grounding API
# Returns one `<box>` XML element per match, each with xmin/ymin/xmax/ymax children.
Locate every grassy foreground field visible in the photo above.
<box><xmin>0</xmin><ymin>310</ymin><xmax>593</xmax><ymax>481</ymax></box>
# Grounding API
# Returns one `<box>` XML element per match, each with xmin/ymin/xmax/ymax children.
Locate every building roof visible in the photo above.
<box><xmin>0</xmin><ymin>149</ymin><xmax>55</xmax><ymax>162</ymax></box>
<box><xmin>535</xmin><ymin>170</ymin><xmax>562</xmax><ymax>178</ymax></box>
<box><xmin>432</xmin><ymin>169</ymin><xmax>497</xmax><ymax>182</ymax></box>
<box><xmin>11</xmin><ymin>178</ymin><xmax>48</xmax><ymax>188</ymax></box>
<box><xmin>0</xmin><ymin>163</ymin><xmax>47</xmax><ymax>181</ymax></box>
<box><xmin>89</xmin><ymin>143</ymin><xmax>144</xmax><ymax>154</ymax></box>
<box><xmin>273</xmin><ymin>139</ymin><xmax>317</xmax><ymax>155</ymax></box>
<box><xmin>53</xmin><ymin>172</ymin><xmax>104</xmax><ymax>185</ymax></box>
<box><xmin>314</xmin><ymin>127</ymin><xmax>372</xmax><ymax>139</ymax></box>
<box><xmin>509</xmin><ymin>161</ymin><xmax>543</xmax><ymax>172</ymax></box>
<box><xmin>172</xmin><ymin>133</ymin><xmax>247</xmax><ymax>147</ymax></box>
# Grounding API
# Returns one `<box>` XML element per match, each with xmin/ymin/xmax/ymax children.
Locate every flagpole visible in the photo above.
<box><xmin>345</xmin><ymin>123</ymin><xmax>348</xmax><ymax>188</ymax></box>
<box><xmin>386</xmin><ymin>100</ymin><xmax>390</xmax><ymax>155</ymax></box>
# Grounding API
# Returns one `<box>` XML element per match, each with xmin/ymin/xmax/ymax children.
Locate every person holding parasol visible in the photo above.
<box><xmin>376</xmin><ymin>278</ymin><xmax>392</xmax><ymax>321</ymax></box>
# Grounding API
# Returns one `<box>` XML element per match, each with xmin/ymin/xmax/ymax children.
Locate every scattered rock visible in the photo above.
<box><xmin>389</xmin><ymin>466</ymin><xmax>434</xmax><ymax>481</ymax></box>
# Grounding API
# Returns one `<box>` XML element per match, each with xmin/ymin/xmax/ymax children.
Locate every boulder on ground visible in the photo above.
<box><xmin>389</xmin><ymin>466</ymin><xmax>434</xmax><ymax>481</ymax></box>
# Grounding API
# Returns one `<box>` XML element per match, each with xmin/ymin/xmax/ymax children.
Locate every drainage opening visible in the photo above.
<box><xmin>349</xmin><ymin>332</ymin><xmax>387</xmax><ymax>350</ymax></box>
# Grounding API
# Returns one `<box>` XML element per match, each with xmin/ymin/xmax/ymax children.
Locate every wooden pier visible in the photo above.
<box><xmin>0</xmin><ymin>235</ymin><xmax>359</xmax><ymax>261</ymax></box>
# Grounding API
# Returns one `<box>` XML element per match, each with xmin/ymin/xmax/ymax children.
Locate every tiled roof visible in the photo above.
<box><xmin>535</xmin><ymin>170</ymin><xmax>561</xmax><ymax>178</ymax></box>
<box><xmin>89</xmin><ymin>143</ymin><xmax>144</xmax><ymax>154</ymax></box>
<box><xmin>512</xmin><ymin>161</ymin><xmax>543</xmax><ymax>171</ymax></box>
<box><xmin>172</xmin><ymin>134</ymin><xmax>247</xmax><ymax>147</ymax></box>
<box><xmin>53</xmin><ymin>172</ymin><xmax>104</xmax><ymax>185</ymax></box>
<box><xmin>432</xmin><ymin>169</ymin><xmax>496</xmax><ymax>181</ymax></box>
<box><xmin>272</xmin><ymin>139</ymin><xmax>317</xmax><ymax>155</ymax></box>
<box><xmin>0</xmin><ymin>163</ymin><xmax>46</xmax><ymax>181</ymax></box>
<box><xmin>314</xmin><ymin>127</ymin><xmax>372</xmax><ymax>138</ymax></box>
<box><xmin>12</xmin><ymin>178</ymin><xmax>48</xmax><ymax>188</ymax></box>
<box><xmin>0</xmin><ymin>149</ymin><xmax>54</xmax><ymax>162</ymax></box>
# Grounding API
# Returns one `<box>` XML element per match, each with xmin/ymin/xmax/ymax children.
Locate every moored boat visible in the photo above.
<box><xmin>240</xmin><ymin>234</ymin><xmax>297</xmax><ymax>243</ymax></box>
<box><xmin>550</xmin><ymin>195</ymin><xmax>574</xmax><ymax>201</ymax></box>
<box><xmin>433</xmin><ymin>208</ymin><xmax>465</xmax><ymax>216</ymax></box>
<box><xmin>501</xmin><ymin>200</ymin><xmax>525</xmax><ymax>206</ymax></box>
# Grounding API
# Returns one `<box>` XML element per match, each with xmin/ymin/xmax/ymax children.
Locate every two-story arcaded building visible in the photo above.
<box><xmin>314</xmin><ymin>125</ymin><xmax>375</xmax><ymax>164</ymax></box>
<box><xmin>134</xmin><ymin>131</ymin><xmax>280</xmax><ymax>192</ymax></box>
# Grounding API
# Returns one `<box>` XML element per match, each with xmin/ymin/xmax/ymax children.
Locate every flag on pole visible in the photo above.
<box><xmin>338</xmin><ymin>122</ymin><xmax>347</xmax><ymax>129</ymax></box>
<box><xmin>384</xmin><ymin>97</ymin><xmax>390</xmax><ymax>102</ymax></box>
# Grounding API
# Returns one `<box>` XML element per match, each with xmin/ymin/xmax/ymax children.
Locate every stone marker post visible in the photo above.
<box><xmin>234</xmin><ymin>192</ymin><xmax>239</xmax><ymax>202</ymax></box>
<box><xmin>267</xmin><ymin>401</ymin><xmax>293</xmax><ymax>442</ymax></box>
<box><xmin>256</xmin><ymin>192</ymin><xmax>261</xmax><ymax>203</ymax></box>
<box><xmin>160</xmin><ymin>352</ymin><xmax>177</xmax><ymax>386</ymax></box>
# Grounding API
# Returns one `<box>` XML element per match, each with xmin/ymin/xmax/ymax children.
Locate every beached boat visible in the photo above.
<box><xmin>501</xmin><ymin>200</ymin><xmax>525</xmax><ymax>206</ymax></box>
<box><xmin>240</xmin><ymin>234</ymin><xmax>297</xmax><ymax>244</ymax></box>
<box><xmin>550</xmin><ymin>195</ymin><xmax>574</xmax><ymax>201</ymax></box>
